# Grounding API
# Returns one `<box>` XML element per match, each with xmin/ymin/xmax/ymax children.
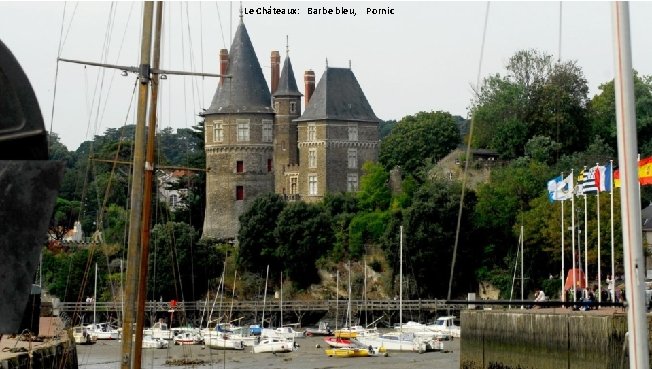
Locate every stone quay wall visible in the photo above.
<box><xmin>461</xmin><ymin>309</ymin><xmax>632</xmax><ymax>369</ymax></box>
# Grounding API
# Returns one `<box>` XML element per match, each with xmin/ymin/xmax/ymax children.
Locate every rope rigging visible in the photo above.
<box><xmin>447</xmin><ymin>2</ymin><xmax>490</xmax><ymax>303</ymax></box>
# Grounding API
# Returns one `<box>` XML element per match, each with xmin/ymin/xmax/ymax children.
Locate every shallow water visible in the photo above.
<box><xmin>76</xmin><ymin>335</ymin><xmax>460</xmax><ymax>369</ymax></box>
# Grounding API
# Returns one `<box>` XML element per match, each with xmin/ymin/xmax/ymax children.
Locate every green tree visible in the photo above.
<box><xmin>149</xmin><ymin>221</ymin><xmax>218</xmax><ymax>301</ymax></box>
<box><xmin>274</xmin><ymin>202</ymin><xmax>334</xmax><ymax>289</ymax></box>
<box><xmin>379</xmin><ymin>111</ymin><xmax>461</xmax><ymax>175</ymax></box>
<box><xmin>383</xmin><ymin>180</ymin><xmax>477</xmax><ymax>298</ymax></box>
<box><xmin>588</xmin><ymin>72</ymin><xmax>652</xmax><ymax>156</ymax></box>
<box><xmin>357</xmin><ymin>162</ymin><xmax>391</xmax><ymax>211</ymax></box>
<box><xmin>473</xmin><ymin>159</ymin><xmax>555</xmax><ymax>295</ymax></box>
<box><xmin>49</xmin><ymin>197</ymin><xmax>82</xmax><ymax>240</ymax></box>
<box><xmin>471</xmin><ymin>49</ymin><xmax>590</xmax><ymax>160</ymax></box>
<box><xmin>236</xmin><ymin>193</ymin><xmax>286</xmax><ymax>272</ymax></box>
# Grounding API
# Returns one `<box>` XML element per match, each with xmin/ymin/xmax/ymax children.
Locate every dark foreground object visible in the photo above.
<box><xmin>0</xmin><ymin>161</ymin><xmax>64</xmax><ymax>333</ymax></box>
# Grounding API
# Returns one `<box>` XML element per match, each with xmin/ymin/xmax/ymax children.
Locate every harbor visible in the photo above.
<box><xmin>75</xmin><ymin>333</ymin><xmax>460</xmax><ymax>369</ymax></box>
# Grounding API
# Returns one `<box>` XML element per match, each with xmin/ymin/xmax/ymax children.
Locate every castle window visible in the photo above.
<box><xmin>308</xmin><ymin>148</ymin><xmax>317</xmax><ymax>168</ymax></box>
<box><xmin>347</xmin><ymin>148</ymin><xmax>358</xmax><ymax>169</ymax></box>
<box><xmin>290</xmin><ymin>101</ymin><xmax>297</xmax><ymax>113</ymax></box>
<box><xmin>274</xmin><ymin>101</ymin><xmax>279</xmax><ymax>112</ymax></box>
<box><xmin>308</xmin><ymin>175</ymin><xmax>317</xmax><ymax>195</ymax></box>
<box><xmin>236</xmin><ymin>185</ymin><xmax>244</xmax><ymax>200</ymax></box>
<box><xmin>236</xmin><ymin>160</ymin><xmax>244</xmax><ymax>173</ymax></box>
<box><xmin>347</xmin><ymin>173</ymin><xmax>358</xmax><ymax>192</ymax></box>
<box><xmin>348</xmin><ymin>123</ymin><xmax>358</xmax><ymax>141</ymax></box>
<box><xmin>267</xmin><ymin>159</ymin><xmax>272</xmax><ymax>172</ymax></box>
<box><xmin>213</xmin><ymin>120</ymin><xmax>224</xmax><ymax>142</ymax></box>
<box><xmin>237</xmin><ymin>119</ymin><xmax>250</xmax><ymax>142</ymax></box>
<box><xmin>307</xmin><ymin>123</ymin><xmax>316</xmax><ymax>141</ymax></box>
<box><xmin>262</xmin><ymin>120</ymin><xmax>273</xmax><ymax>142</ymax></box>
<box><xmin>290</xmin><ymin>177</ymin><xmax>298</xmax><ymax>194</ymax></box>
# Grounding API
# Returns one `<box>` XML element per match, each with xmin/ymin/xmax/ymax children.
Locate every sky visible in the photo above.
<box><xmin>3</xmin><ymin>1</ymin><xmax>652</xmax><ymax>151</ymax></box>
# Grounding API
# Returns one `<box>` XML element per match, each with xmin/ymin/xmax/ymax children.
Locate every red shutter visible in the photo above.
<box><xmin>236</xmin><ymin>161</ymin><xmax>244</xmax><ymax>173</ymax></box>
<box><xmin>267</xmin><ymin>159</ymin><xmax>272</xmax><ymax>172</ymax></box>
<box><xmin>236</xmin><ymin>186</ymin><xmax>244</xmax><ymax>200</ymax></box>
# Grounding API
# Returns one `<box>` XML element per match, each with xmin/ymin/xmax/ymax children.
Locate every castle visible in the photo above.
<box><xmin>202</xmin><ymin>18</ymin><xmax>380</xmax><ymax>240</ymax></box>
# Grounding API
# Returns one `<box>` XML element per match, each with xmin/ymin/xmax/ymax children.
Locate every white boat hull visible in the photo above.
<box><xmin>252</xmin><ymin>338</ymin><xmax>295</xmax><ymax>353</ymax></box>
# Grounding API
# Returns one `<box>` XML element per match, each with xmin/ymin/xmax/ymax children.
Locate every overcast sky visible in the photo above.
<box><xmin>3</xmin><ymin>1</ymin><xmax>652</xmax><ymax>150</ymax></box>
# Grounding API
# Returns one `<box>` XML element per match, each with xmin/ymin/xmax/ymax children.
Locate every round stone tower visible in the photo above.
<box><xmin>202</xmin><ymin>19</ymin><xmax>275</xmax><ymax>241</ymax></box>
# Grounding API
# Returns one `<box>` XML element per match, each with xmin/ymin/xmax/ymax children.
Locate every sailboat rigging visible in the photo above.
<box><xmin>57</xmin><ymin>2</ymin><xmax>228</xmax><ymax>368</ymax></box>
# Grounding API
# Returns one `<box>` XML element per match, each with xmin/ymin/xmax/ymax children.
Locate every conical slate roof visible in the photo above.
<box><xmin>295</xmin><ymin>67</ymin><xmax>378</xmax><ymax>122</ymax></box>
<box><xmin>205</xmin><ymin>21</ymin><xmax>273</xmax><ymax>114</ymax></box>
<box><xmin>273</xmin><ymin>55</ymin><xmax>301</xmax><ymax>97</ymax></box>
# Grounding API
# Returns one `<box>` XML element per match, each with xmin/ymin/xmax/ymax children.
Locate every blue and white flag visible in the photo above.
<box><xmin>547</xmin><ymin>173</ymin><xmax>573</xmax><ymax>202</ymax></box>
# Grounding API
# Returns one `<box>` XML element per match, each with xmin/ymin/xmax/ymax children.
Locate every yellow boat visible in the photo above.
<box><xmin>334</xmin><ymin>330</ymin><xmax>357</xmax><ymax>338</ymax></box>
<box><xmin>325</xmin><ymin>346</ymin><xmax>386</xmax><ymax>357</ymax></box>
<box><xmin>325</xmin><ymin>348</ymin><xmax>370</xmax><ymax>357</ymax></box>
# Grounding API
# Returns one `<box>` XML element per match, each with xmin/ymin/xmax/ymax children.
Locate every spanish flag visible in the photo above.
<box><xmin>639</xmin><ymin>156</ymin><xmax>652</xmax><ymax>185</ymax></box>
<box><xmin>613</xmin><ymin>156</ymin><xmax>652</xmax><ymax>188</ymax></box>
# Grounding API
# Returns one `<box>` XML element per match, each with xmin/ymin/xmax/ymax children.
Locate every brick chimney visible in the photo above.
<box><xmin>219</xmin><ymin>49</ymin><xmax>229</xmax><ymax>85</ymax></box>
<box><xmin>304</xmin><ymin>70</ymin><xmax>315</xmax><ymax>106</ymax></box>
<box><xmin>271</xmin><ymin>51</ymin><xmax>280</xmax><ymax>94</ymax></box>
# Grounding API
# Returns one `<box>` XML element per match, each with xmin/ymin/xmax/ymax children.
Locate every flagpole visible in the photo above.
<box><xmin>584</xmin><ymin>191</ymin><xmax>588</xmax><ymax>293</ymax></box>
<box><xmin>610</xmin><ymin>159</ymin><xmax>615</xmax><ymax>302</ymax></box>
<box><xmin>612</xmin><ymin>4</ymin><xmax>649</xmax><ymax>369</ymax></box>
<box><xmin>561</xmin><ymin>172</ymin><xmax>565</xmax><ymax>302</ymax></box>
<box><xmin>571</xmin><ymin>170</ymin><xmax>576</xmax><ymax>302</ymax></box>
<box><xmin>597</xmin><ymin>163</ymin><xmax>602</xmax><ymax>302</ymax></box>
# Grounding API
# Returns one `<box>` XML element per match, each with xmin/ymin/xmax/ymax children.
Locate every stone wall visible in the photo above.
<box><xmin>461</xmin><ymin>310</ymin><xmax>630</xmax><ymax>369</ymax></box>
<box><xmin>0</xmin><ymin>338</ymin><xmax>77</xmax><ymax>369</ymax></box>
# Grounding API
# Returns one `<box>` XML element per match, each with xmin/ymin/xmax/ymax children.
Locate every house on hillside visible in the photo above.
<box><xmin>158</xmin><ymin>169</ymin><xmax>189</xmax><ymax>210</ymax></box>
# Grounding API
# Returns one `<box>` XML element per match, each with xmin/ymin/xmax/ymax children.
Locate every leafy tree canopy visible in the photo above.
<box><xmin>379</xmin><ymin>111</ymin><xmax>461</xmax><ymax>175</ymax></box>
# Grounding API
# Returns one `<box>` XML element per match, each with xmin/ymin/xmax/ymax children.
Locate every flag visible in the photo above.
<box><xmin>595</xmin><ymin>163</ymin><xmax>612</xmax><ymax>192</ymax></box>
<box><xmin>614</xmin><ymin>168</ymin><xmax>620</xmax><ymax>188</ymax></box>
<box><xmin>579</xmin><ymin>167</ymin><xmax>598</xmax><ymax>194</ymax></box>
<box><xmin>547</xmin><ymin>176</ymin><xmax>562</xmax><ymax>203</ymax></box>
<box><xmin>576</xmin><ymin>171</ymin><xmax>585</xmax><ymax>194</ymax></box>
<box><xmin>547</xmin><ymin>173</ymin><xmax>573</xmax><ymax>202</ymax></box>
<box><xmin>639</xmin><ymin>156</ymin><xmax>652</xmax><ymax>185</ymax></box>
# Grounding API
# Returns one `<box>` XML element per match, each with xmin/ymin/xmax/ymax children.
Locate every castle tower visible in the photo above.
<box><xmin>272</xmin><ymin>54</ymin><xmax>302</xmax><ymax>195</ymax></box>
<box><xmin>202</xmin><ymin>19</ymin><xmax>275</xmax><ymax>241</ymax></box>
<box><xmin>294</xmin><ymin>67</ymin><xmax>379</xmax><ymax>201</ymax></box>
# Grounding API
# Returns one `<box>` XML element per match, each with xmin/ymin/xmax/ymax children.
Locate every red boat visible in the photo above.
<box><xmin>324</xmin><ymin>337</ymin><xmax>353</xmax><ymax>348</ymax></box>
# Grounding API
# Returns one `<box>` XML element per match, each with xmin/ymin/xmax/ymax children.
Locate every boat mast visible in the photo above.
<box><xmin>120</xmin><ymin>2</ymin><xmax>154</xmax><ymax>369</ymax></box>
<box><xmin>261</xmin><ymin>265</ymin><xmax>269</xmax><ymax>327</ymax></box>
<box><xmin>93</xmin><ymin>263</ymin><xmax>97</xmax><ymax>328</ymax></box>
<box><xmin>363</xmin><ymin>257</ymin><xmax>367</xmax><ymax>326</ymax></box>
<box><xmin>612</xmin><ymin>3</ymin><xmax>650</xmax><ymax>369</ymax></box>
<box><xmin>399</xmin><ymin>225</ymin><xmax>403</xmax><ymax>332</ymax></box>
<box><xmin>280</xmin><ymin>272</ymin><xmax>283</xmax><ymax>327</ymax></box>
<box><xmin>133</xmin><ymin>2</ymin><xmax>163</xmax><ymax>367</ymax></box>
<box><xmin>347</xmin><ymin>260</ymin><xmax>351</xmax><ymax>329</ymax></box>
<box><xmin>335</xmin><ymin>270</ymin><xmax>339</xmax><ymax>331</ymax></box>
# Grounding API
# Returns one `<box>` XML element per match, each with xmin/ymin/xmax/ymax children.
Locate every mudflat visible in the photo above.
<box><xmin>77</xmin><ymin>335</ymin><xmax>460</xmax><ymax>369</ymax></box>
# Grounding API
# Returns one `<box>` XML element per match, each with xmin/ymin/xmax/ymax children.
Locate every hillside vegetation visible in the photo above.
<box><xmin>44</xmin><ymin>49</ymin><xmax>652</xmax><ymax>304</ymax></box>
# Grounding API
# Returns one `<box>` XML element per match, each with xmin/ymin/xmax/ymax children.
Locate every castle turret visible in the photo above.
<box><xmin>272</xmin><ymin>54</ymin><xmax>302</xmax><ymax>194</ymax></box>
<box><xmin>294</xmin><ymin>67</ymin><xmax>379</xmax><ymax>201</ymax></box>
<box><xmin>202</xmin><ymin>19</ymin><xmax>275</xmax><ymax>241</ymax></box>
